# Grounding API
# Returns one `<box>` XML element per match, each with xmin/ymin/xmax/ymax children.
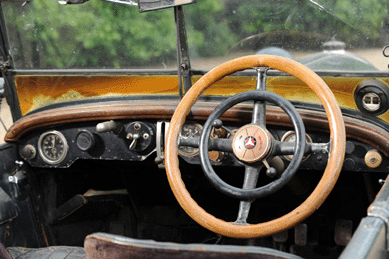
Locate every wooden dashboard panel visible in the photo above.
<box><xmin>5</xmin><ymin>100</ymin><xmax>389</xmax><ymax>157</ymax></box>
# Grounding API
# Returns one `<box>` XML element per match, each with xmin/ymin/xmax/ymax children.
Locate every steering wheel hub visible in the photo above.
<box><xmin>232</xmin><ymin>124</ymin><xmax>272</xmax><ymax>163</ymax></box>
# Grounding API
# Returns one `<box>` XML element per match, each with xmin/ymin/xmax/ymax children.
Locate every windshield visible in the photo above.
<box><xmin>2</xmin><ymin>0</ymin><xmax>389</xmax><ymax>116</ymax></box>
<box><xmin>3</xmin><ymin>0</ymin><xmax>389</xmax><ymax>71</ymax></box>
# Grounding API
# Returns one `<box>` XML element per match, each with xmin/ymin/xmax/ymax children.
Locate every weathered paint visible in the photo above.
<box><xmin>14</xmin><ymin>75</ymin><xmax>180</xmax><ymax>115</ymax></box>
<box><xmin>200</xmin><ymin>76</ymin><xmax>389</xmax><ymax>122</ymax></box>
<box><xmin>14</xmin><ymin>75</ymin><xmax>389</xmax><ymax>123</ymax></box>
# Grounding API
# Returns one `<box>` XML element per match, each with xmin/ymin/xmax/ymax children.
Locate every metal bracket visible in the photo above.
<box><xmin>58</xmin><ymin>0</ymin><xmax>90</xmax><ymax>5</ymax></box>
<box><xmin>0</xmin><ymin>57</ymin><xmax>11</xmax><ymax>86</ymax></box>
<box><xmin>174</xmin><ymin>6</ymin><xmax>192</xmax><ymax>97</ymax></box>
<box><xmin>59</xmin><ymin>0</ymin><xmax>137</xmax><ymax>6</ymax></box>
<box><xmin>8</xmin><ymin>161</ymin><xmax>28</xmax><ymax>200</ymax></box>
<box><xmin>0</xmin><ymin>60</ymin><xmax>10</xmax><ymax>71</ymax></box>
<box><xmin>367</xmin><ymin>206</ymin><xmax>389</xmax><ymax>250</ymax></box>
<box><xmin>155</xmin><ymin>121</ymin><xmax>169</xmax><ymax>169</ymax></box>
<box><xmin>101</xmin><ymin>0</ymin><xmax>137</xmax><ymax>7</ymax></box>
<box><xmin>367</xmin><ymin>174</ymin><xmax>389</xmax><ymax>250</ymax></box>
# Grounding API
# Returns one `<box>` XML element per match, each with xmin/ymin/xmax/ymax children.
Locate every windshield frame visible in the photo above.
<box><xmin>1</xmin><ymin>0</ymin><xmax>389</xmax><ymax>120</ymax></box>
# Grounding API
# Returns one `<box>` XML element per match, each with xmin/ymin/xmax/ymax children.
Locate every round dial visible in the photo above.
<box><xmin>281</xmin><ymin>131</ymin><xmax>312</xmax><ymax>161</ymax></box>
<box><xmin>76</xmin><ymin>130</ymin><xmax>95</xmax><ymax>151</ymax></box>
<box><xmin>38</xmin><ymin>131</ymin><xmax>68</xmax><ymax>164</ymax></box>
<box><xmin>178</xmin><ymin>122</ymin><xmax>203</xmax><ymax>157</ymax></box>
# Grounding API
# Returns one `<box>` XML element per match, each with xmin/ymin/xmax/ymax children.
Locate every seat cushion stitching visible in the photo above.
<box><xmin>47</xmin><ymin>247</ymin><xmax>57</xmax><ymax>258</ymax></box>
<box><xmin>63</xmin><ymin>247</ymin><xmax>74</xmax><ymax>259</ymax></box>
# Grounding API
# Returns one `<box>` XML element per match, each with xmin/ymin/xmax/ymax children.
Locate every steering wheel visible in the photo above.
<box><xmin>165</xmin><ymin>55</ymin><xmax>346</xmax><ymax>239</ymax></box>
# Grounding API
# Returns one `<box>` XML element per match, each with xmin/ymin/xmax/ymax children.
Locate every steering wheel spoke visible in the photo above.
<box><xmin>252</xmin><ymin>68</ymin><xmax>268</xmax><ymax>126</ymax></box>
<box><xmin>235</xmin><ymin>165</ymin><xmax>262</xmax><ymax>224</ymax></box>
<box><xmin>272</xmin><ymin>140</ymin><xmax>330</xmax><ymax>156</ymax></box>
<box><xmin>178</xmin><ymin>136</ymin><xmax>233</xmax><ymax>152</ymax></box>
<box><xmin>199</xmin><ymin>89</ymin><xmax>306</xmax><ymax>200</ymax></box>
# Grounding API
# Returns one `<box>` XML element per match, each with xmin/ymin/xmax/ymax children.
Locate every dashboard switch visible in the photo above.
<box><xmin>365</xmin><ymin>149</ymin><xmax>382</xmax><ymax>169</ymax></box>
<box><xmin>126</xmin><ymin>121</ymin><xmax>155</xmax><ymax>153</ymax></box>
<box><xmin>128</xmin><ymin>133</ymin><xmax>140</xmax><ymax>150</ymax></box>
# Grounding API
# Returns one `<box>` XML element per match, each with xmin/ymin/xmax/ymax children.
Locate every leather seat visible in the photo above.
<box><xmin>1</xmin><ymin>233</ymin><xmax>303</xmax><ymax>259</ymax></box>
<box><xmin>84</xmin><ymin>232</ymin><xmax>304</xmax><ymax>259</ymax></box>
<box><xmin>2</xmin><ymin>245</ymin><xmax>86</xmax><ymax>259</ymax></box>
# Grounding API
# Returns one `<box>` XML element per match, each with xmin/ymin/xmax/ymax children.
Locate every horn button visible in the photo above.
<box><xmin>232</xmin><ymin>124</ymin><xmax>272</xmax><ymax>163</ymax></box>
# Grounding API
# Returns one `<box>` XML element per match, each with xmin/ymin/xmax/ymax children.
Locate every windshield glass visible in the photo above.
<box><xmin>3</xmin><ymin>0</ymin><xmax>177</xmax><ymax>69</ymax></box>
<box><xmin>3</xmin><ymin>0</ymin><xmax>389</xmax><ymax>71</ymax></box>
<box><xmin>186</xmin><ymin>0</ymin><xmax>388</xmax><ymax>71</ymax></box>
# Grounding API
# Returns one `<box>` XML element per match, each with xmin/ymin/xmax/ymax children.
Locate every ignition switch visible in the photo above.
<box><xmin>126</xmin><ymin>122</ymin><xmax>155</xmax><ymax>153</ymax></box>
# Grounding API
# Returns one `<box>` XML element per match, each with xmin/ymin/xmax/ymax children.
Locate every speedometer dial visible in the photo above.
<box><xmin>178</xmin><ymin>122</ymin><xmax>203</xmax><ymax>157</ymax></box>
<box><xmin>38</xmin><ymin>131</ymin><xmax>68</xmax><ymax>164</ymax></box>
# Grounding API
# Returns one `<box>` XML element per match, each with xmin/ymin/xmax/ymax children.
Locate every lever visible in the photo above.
<box><xmin>212</xmin><ymin>119</ymin><xmax>233</xmax><ymax>136</ymax></box>
<box><xmin>263</xmin><ymin>159</ymin><xmax>277</xmax><ymax>178</ymax></box>
<box><xmin>128</xmin><ymin>133</ymin><xmax>140</xmax><ymax>150</ymax></box>
<box><xmin>96</xmin><ymin>120</ymin><xmax>122</xmax><ymax>134</ymax></box>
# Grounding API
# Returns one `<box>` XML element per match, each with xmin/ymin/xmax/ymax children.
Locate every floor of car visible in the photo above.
<box><xmin>27</xmin><ymin>158</ymin><xmax>384</xmax><ymax>259</ymax></box>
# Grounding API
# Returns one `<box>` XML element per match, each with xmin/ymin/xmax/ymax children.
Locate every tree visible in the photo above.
<box><xmin>3</xmin><ymin>0</ymin><xmax>389</xmax><ymax>69</ymax></box>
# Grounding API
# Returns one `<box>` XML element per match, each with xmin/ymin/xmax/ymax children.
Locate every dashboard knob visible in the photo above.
<box><xmin>208</xmin><ymin>150</ymin><xmax>224</xmax><ymax>162</ymax></box>
<box><xmin>345</xmin><ymin>141</ymin><xmax>355</xmax><ymax>155</ymax></box>
<box><xmin>365</xmin><ymin>149</ymin><xmax>382</xmax><ymax>169</ymax></box>
<box><xmin>343</xmin><ymin>158</ymin><xmax>356</xmax><ymax>171</ymax></box>
<box><xmin>76</xmin><ymin>130</ymin><xmax>96</xmax><ymax>151</ymax></box>
<box><xmin>213</xmin><ymin>119</ymin><xmax>223</xmax><ymax>129</ymax></box>
<box><xmin>20</xmin><ymin>144</ymin><xmax>36</xmax><ymax>160</ymax></box>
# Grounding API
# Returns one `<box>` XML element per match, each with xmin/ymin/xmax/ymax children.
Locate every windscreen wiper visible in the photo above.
<box><xmin>306</xmin><ymin>0</ymin><xmax>355</xmax><ymax>29</ymax></box>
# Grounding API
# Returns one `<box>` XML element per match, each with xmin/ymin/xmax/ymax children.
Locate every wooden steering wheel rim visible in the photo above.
<box><xmin>165</xmin><ymin>55</ymin><xmax>346</xmax><ymax>238</ymax></box>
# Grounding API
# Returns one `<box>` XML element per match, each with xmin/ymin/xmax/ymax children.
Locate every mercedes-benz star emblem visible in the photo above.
<box><xmin>244</xmin><ymin>136</ymin><xmax>257</xmax><ymax>149</ymax></box>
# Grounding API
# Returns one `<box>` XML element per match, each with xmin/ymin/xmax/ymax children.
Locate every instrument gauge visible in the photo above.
<box><xmin>178</xmin><ymin>122</ymin><xmax>203</xmax><ymax>157</ymax></box>
<box><xmin>38</xmin><ymin>130</ymin><xmax>69</xmax><ymax>165</ymax></box>
<box><xmin>281</xmin><ymin>131</ymin><xmax>312</xmax><ymax>161</ymax></box>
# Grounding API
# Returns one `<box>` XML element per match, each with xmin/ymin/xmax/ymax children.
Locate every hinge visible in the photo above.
<box><xmin>0</xmin><ymin>60</ymin><xmax>10</xmax><ymax>70</ymax></box>
<box><xmin>0</xmin><ymin>56</ymin><xmax>12</xmax><ymax>75</ymax></box>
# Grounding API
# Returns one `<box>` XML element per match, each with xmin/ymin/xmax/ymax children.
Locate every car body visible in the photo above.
<box><xmin>0</xmin><ymin>0</ymin><xmax>389</xmax><ymax>258</ymax></box>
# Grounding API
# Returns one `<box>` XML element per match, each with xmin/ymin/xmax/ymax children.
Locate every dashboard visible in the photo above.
<box><xmin>16</xmin><ymin>119</ymin><xmax>389</xmax><ymax>174</ymax></box>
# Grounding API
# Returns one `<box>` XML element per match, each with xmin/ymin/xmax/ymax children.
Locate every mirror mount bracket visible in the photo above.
<box><xmin>138</xmin><ymin>0</ymin><xmax>195</xmax><ymax>13</ymax></box>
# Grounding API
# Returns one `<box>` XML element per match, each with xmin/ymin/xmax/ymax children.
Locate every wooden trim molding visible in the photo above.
<box><xmin>5</xmin><ymin>99</ymin><xmax>389</xmax><ymax>156</ymax></box>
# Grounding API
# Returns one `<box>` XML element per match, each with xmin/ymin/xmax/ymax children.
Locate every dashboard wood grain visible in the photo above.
<box><xmin>5</xmin><ymin>100</ymin><xmax>389</xmax><ymax>156</ymax></box>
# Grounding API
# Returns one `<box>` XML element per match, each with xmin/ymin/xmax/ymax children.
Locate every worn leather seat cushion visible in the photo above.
<box><xmin>85</xmin><ymin>232</ymin><xmax>304</xmax><ymax>259</ymax></box>
<box><xmin>2</xmin><ymin>232</ymin><xmax>303</xmax><ymax>259</ymax></box>
<box><xmin>6</xmin><ymin>246</ymin><xmax>86</xmax><ymax>259</ymax></box>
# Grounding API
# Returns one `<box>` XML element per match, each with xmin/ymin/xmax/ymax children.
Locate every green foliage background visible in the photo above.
<box><xmin>3</xmin><ymin>0</ymin><xmax>389</xmax><ymax>69</ymax></box>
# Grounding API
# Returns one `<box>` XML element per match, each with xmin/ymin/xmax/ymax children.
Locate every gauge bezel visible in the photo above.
<box><xmin>178</xmin><ymin>122</ymin><xmax>203</xmax><ymax>157</ymax></box>
<box><xmin>38</xmin><ymin>130</ymin><xmax>69</xmax><ymax>165</ymax></box>
<box><xmin>281</xmin><ymin>130</ymin><xmax>312</xmax><ymax>161</ymax></box>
